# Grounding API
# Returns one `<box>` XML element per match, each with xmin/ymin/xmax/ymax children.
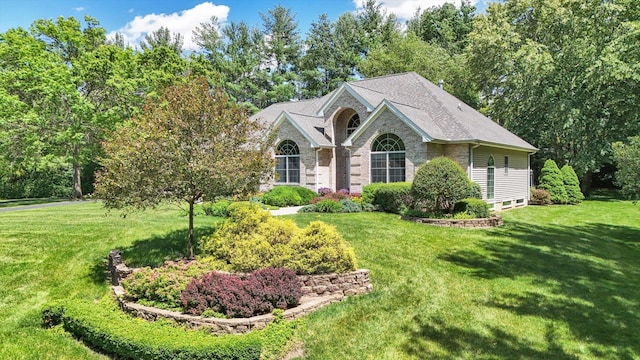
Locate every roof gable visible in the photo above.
<box><xmin>272</xmin><ymin>111</ymin><xmax>333</xmax><ymax>149</ymax></box>
<box><xmin>343</xmin><ymin>100</ymin><xmax>432</xmax><ymax>147</ymax></box>
<box><xmin>316</xmin><ymin>83</ymin><xmax>375</xmax><ymax>117</ymax></box>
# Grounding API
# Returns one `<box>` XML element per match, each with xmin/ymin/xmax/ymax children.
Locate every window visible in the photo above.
<box><xmin>487</xmin><ymin>155</ymin><xmax>495</xmax><ymax>200</ymax></box>
<box><xmin>371</xmin><ymin>133</ymin><xmax>405</xmax><ymax>183</ymax></box>
<box><xmin>504</xmin><ymin>156</ymin><xmax>509</xmax><ymax>175</ymax></box>
<box><xmin>275</xmin><ymin>140</ymin><xmax>300</xmax><ymax>183</ymax></box>
<box><xmin>346</xmin><ymin>113</ymin><xmax>360</xmax><ymax>137</ymax></box>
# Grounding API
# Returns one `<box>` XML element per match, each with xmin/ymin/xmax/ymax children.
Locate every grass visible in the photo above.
<box><xmin>0</xmin><ymin>198</ymin><xmax>638</xmax><ymax>359</ymax></box>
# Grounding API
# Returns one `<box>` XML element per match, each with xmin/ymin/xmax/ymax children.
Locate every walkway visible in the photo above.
<box><xmin>269</xmin><ymin>206</ymin><xmax>304</xmax><ymax>216</ymax></box>
<box><xmin>0</xmin><ymin>200</ymin><xmax>91</xmax><ymax>213</ymax></box>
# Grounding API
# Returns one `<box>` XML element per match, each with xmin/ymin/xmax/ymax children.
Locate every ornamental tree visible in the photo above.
<box><xmin>95</xmin><ymin>76</ymin><xmax>274</xmax><ymax>258</ymax></box>
<box><xmin>538</xmin><ymin>159</ymin><xmax>568</xmax><ymax>204</ymax></box>
<box><xmin>561</xmin><ymin>164</ymin><xmax>584</xmax><ymax>204</ymax></box>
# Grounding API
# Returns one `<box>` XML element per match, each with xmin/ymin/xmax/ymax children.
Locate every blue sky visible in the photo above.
<box><xmin>0</xmin><ymin>1</ymin><xmax>490</xmax><ymax>50</ymax></box>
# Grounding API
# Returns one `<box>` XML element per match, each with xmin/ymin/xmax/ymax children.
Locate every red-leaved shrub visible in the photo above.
<box><xmin>181</xmin><ymin>268</ymin><xmax>302</xmax><ymax>318</ymax></box>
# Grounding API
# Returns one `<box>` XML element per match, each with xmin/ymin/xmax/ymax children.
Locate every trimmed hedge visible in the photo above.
<box><xmin>362</xmin><ymin>183</ymin><xmax>385</xmax><ymax>205</ymax></box>
<box><xmin>41</xmin><ymin>296</ymin><xmax>299</xmax><ymax>360</ymax></box>
<box><xmin>260</xmin><ymin>186</ymin><xmax>317</xmax><ymax>207</ymax></box>
<box><xmin>411</xmin><ymin>157</ymin><xmax>471</xmax><ymax>213</ymax></box>
<box><xmin>454</xmin><ymin>198</ymin><xmax>490</xmax><ymax>218</ymax></box>
<box><xmin>371</xmin><ymin>182</ymin><xmax>412</xmax><ymax>214</ymax></box>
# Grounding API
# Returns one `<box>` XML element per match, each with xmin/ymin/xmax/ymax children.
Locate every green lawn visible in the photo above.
<box><xmin>1</xmin><ymin>198</ymin><xmax>638</xmax><ymax>359</ymax></box>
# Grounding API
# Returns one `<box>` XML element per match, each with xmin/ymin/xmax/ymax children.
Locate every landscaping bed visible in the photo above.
<box><xmin>109</xmin><ymin>250</ymin><xmax>372</xmax><ymax>334</ymax></box>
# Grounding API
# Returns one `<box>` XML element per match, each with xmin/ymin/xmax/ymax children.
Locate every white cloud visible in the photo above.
<box><xmin>108</xmin><ymin>2</ymin><xmax>229</xmax><ymax>51</ymax></box>
<box><xmin>353</xmin><ymin>0</ymin><xmax>479</xmax><ymax>20</ymax></box>
<box><xmin>74</xmin><ymin>7</ymin><xmax>85</xmax><ymax>12</ymax></box>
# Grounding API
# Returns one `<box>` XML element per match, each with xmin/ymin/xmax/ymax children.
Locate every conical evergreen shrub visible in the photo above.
<box><xmin>538</xmin><ymin>159</ymin><xmax>568</xmax><ymax>204</ymax></box>
<box><xmin>561</xmin><ymin>165</ymin><xmax>584</xmax><ymax>204</ymax></box>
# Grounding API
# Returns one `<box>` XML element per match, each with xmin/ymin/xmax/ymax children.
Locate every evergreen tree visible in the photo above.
<box><xmin>538</xmin><ymin>159</ymin><xmax>568</xmax><ymax>204</ymax></box>
<box><xmin>561</xmin><ymin>164</ymin><xmax>584</xmax><ymax>204</ymax></box>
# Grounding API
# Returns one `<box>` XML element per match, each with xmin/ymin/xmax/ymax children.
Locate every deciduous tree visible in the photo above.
<box><xmin>612</xmin><ymin>136</ymin><xmax>640</xmax><ymax>203</ymax></box>
<box><xmin>95</xmin><ymin>77</ymin><xmax>275</xmax><ymax>258</ymax></box>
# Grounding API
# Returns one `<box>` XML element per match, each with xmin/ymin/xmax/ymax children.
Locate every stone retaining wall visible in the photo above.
<box><xmin>401</xmin><ymin>214</ymin><xmax>503</xmax><ymax>228</ymax></box>
<box><xmin>107</xmin><ymin>250</ymin><xmax>372</xmax><ymax>334</ymax></box>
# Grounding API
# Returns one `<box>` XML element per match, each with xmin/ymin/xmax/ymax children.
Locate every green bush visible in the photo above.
<box><xmin>0</xmin><ymin>165</ymin><xmax>72</xmax><ymax>199</ymax></box>
<box><xmin>260</xmin><ymin>186</ymin><xmax>317</xmax><ymax>207</ymax></box>
<box><xmin>362</xmin><ymin>183</ymin><xmax>385</xmax><ymax>205</ymax></box>
<box><xmin>315</xmin><ymin>199</ymin><xmax>343</xmax><ymax>213</ymax></box>
<box><xmin>261</xmin><ymin>187</ymin><xmax>302</xmax><ymax>207</ymax></box>
<box><xmin>538</xmin><ymin>159</ymin><xmax>568</xmax><ymax>204</ymax></box>
<box><xmin>561</xmin><ymin>165</ymin><xmax>584</xmax><ymax>204</ymax></box>
<box><xmin>292</xmin><ymin>186</ymin><xmax>317</xmax><ymax>204</ymax></box>
<box><xmin>453</xmin><ymin>198</ymin><xmax>490</xmax><ymax>218</ymax></box>
<box><xmin>372</xmin><ymin>182</ymin><xmax>412</xmax><ymax>214</ymax></box>
<box><xmin>42</xmin><ymin>296</ymin><xmax>296</xmax><ymax>360</ymax></box>
<box><xmin>201</xmin><ymin>204</ymin><xmax>356</xmax><ymax>274</ymax></box>
<box><xmin>297</xmin><ymin>204</ymin><xmax>318</xmax><ymax>213</ymax></box>
<box><xmin>202</xmin><ymin>199</ymin><xmax>233</xmax><ymax>217</ymax></box>
<box><xmin>411</xmin><ymin>157</ymin><xmax>471</xmax><ymax>213</ymax></box>
<box><xmin>467</xmin><ymin>181</ymin><xmax>482</xmax><ymax>199</ymax></box>
<box><xmin>289</xmin><ymin>221</ymin><xmax>357</xmax><ymax>275</ymax></box>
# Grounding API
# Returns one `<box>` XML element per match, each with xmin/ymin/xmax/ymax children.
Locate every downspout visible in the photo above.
<box><xmin>315</xmin><ymin>148</ymin><xmax>320</xmax><ymax>192</ymax></box>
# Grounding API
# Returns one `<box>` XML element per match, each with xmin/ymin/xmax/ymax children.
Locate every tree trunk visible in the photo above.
<box><xmin>187</xmin><ymin>201</ymin><xmax>195</xmax><ymax>259</ymax></box>
<box><xmin>72</xmin><ymin>162</ymin><xmax>83</xmax><ymax>199</ymax></box>
<box><xmin>581</xmin><ymin>171</ymin><xmax>592</xmax><ymax>196</ymax></box>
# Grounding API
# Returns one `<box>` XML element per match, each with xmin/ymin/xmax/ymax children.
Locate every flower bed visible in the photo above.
<box><xmin>108</xmin><ymin>250</ymin><xmax>372</xmax><ymax>334</ymax></box>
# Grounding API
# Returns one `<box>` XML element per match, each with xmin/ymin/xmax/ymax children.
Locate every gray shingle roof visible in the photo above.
<box><xmin>253</xmin><ymin>72</ymin><xmax>536</xmax><ymax>151</ymax></box>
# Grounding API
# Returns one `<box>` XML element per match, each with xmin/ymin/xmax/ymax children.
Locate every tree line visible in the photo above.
<box><xmin>1</xmin><ymin>0</ymin><xmax>638</xmax><ymax>199</ymax></box>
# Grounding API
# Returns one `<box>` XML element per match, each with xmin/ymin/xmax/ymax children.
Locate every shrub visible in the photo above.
<box><xmin>310</xmin><ymin>191</ymin><xmax>349</xmax><ymax>204</ymax></box>
<box><xmin>289</xmin><ymin>221</ymin><xmax>357</xmax><ymax>275</ymax></box>
<box><xmin>530</xmin><ymin>188</ymin><xmax>552</xmax><ymax>205</ymax></box>
<box><xmin>250</xmin><ymin>268</ymin><xmax>302</xmax><ymax>310</ymax></box>
<box><xmin>42</xmin><ymin>296</ymin><xmax>297</xmax><ymax>360</ymax></box>
<box><xmin>411</xmin><ymin>157</ymin><xmax>471</xmax><ymax>213</ymax></box>
<box><xmin>315</xmin><ymin>199</ymin><xmax>343</xmax><ymax>213</ymax></box>
<box><xmin>260</xmin><ymin>186</ymin><xmax>317</xmax><ymax>207</ymax></box>
<box><xmin>200</xmin><ymin>205</ymin><xmax>356</xmax><ymax>275</ymax></box>
<box><xmin>181</xmin><ymin>268</ymin><xmax>302</xmax><ymax>318</ymax></box>
<box><xmin>362</xmin><ymin>183</ymin><xmax>385</xmax><ymax>204</ymax></box>
<box><xmin>260</xmin><ymin>186</ymin><xmax>302</xmax><ymax>207</ymax></box>
<box><xmin>211</xmin><ymin>199</ymin><xmax>233</xmax><ymax>217</ymax></box>
<box><xmin>372</xmin><ymin>182</ymin><xmax>412</xmax><ymax>213</ymax></box>
<box><xmin>121</xmin><ymin>259</ymin><xmax>227</xmax><ymax>309</ymax></box>
<box><xmin>454</xmin><ymin>198</ymin><xmax>490</xmax><ymax>218</ymax></box>
<box><xmin>467</xmin><ymin>181</ymin><xmax>482</xmax><ymax>199</ymax></box>
<box><xmin>292</xmin><ymin>186</ymin><xmax>317</xmax><ymax>204</ymax></box>
<box><xmin>561</xmin><ymin>165</ymin><xmax>584</xmax><ymax>204</ymax></box>
<box><xmin>340</xmin><ymin>199</ymin><xmax>362</xmax><ymax>213</ymax></box>
<box><xmin>538</xmin><ymin>159</ymin><xmax>568</xmax><ymax>204</ymax></box>
<box><xmin>317</xmin><ymin>187</ymin><xmax>333</xmax><ymax>196</ymax></box>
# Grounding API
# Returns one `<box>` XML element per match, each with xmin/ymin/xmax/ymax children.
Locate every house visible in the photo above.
<box><xmin>251</xmin><ymin>72</ymin><xmax>537</xmax><ymax>210</ymax></box>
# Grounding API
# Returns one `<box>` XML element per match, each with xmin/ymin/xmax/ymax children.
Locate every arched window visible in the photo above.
<box><xmin>346</xmin><ymin>113</ymin><xmax>360</xmax><ymax>137</ymax></box>
<box><xmin>371</xmin><ymin>133</ymin><xmax>405</xmax><ymax>183</ymax></box>
<box><xmin>487</xmin><ymin>155</ymin><xmax>495</xmax><ymax>200</ymax></box>
<box><xmin>275</xmin><ymin>140</ymin><xmax>300</xmax><ymax>183</ymax></box>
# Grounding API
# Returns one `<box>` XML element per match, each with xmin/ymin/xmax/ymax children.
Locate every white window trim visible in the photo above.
<box><xmin>370</xmin><ymin>150</ymin><xmax>406</xmax><ymax>183</ymax></box>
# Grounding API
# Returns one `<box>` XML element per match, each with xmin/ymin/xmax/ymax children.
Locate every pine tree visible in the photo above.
<box><xmin>538</xmin><ymin>159</ymin><xmax>568</xmax><ymax>204</ymax></box>
<box><xmin>561</xmin><ymin>165</ymin><xmax>584</xmax><ymax>204</ymax></box>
